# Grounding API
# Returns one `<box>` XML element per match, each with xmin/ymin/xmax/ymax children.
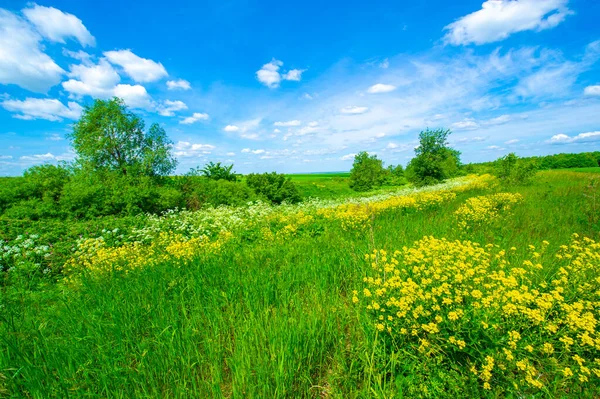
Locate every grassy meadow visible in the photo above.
<box><xmin>1</xmin><ymin>170</ymin><xmax>600</xmax><ymax>398</ymax></box>
<box><xmin>288</xmin><ymin>172</ymin><xmax>412</xmax><ymax>200</ymax></box>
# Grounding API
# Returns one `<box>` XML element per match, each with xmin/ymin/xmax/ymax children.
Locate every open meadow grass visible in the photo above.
<box><xmin>1</xmin><ymin>171</ymin><xmax>600</xmax><ymax>398</ymax></box>
<box><xmin>286</xmin><ymin>172</ymin><xmax>409</xmax><ymax>200</ymax></box>
<box><xmin>558</xmin><ymin>167</ymin><xmax>600</xmax><ymax>174</ymax></box>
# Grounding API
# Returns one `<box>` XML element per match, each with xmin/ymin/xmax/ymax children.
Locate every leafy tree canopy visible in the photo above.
<box><xmin>69</xmin><ymin>97</ymin><xmax>177</xmax><ymax>177</ymax></box>
<box><xmin>406</xmin><ymin>128</ymin><xmax>461</xmax><ymax>187</ymax></box>
<box><xmin>349</xmin><ymin>151</ymin><xmax>387</xmax><ymax>192</ymax></box>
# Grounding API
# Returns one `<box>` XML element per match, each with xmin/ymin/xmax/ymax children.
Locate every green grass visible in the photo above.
<box><xmin>285</xmin><ymin>172</ymin><xmax>355</xmax><ymax>199</ymax></box>
<box><xmin>557</xmin><ymin>167</ymin><xmax>600</xmax><ymax>173</ymax></box>
<box><xmin>1</xmin><ymin>171</ymin><xmax>599</xmax><ymax>398</ymax></box>
<box><xmin>286</xmin><ymin>172</ymin><xmax>410</xmax><ymax>199</ymax></box>
<box><xmin>286</xmin><ymin>172</ymin><xmax>351</xmax><ymax>180</ymax></box>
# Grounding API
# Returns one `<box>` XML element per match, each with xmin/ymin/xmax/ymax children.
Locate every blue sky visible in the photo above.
<box><xmin>1</xmin><ymin>0</ymin><xmax>599</xmax><ymax>175</ymax></box>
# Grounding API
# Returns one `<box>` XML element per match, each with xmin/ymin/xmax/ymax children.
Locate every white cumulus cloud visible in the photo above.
<box><xmin>444</xmin><ymin>0</ymin><xmax>572</xmax><ymax>46</ymax></box>
<box><xmin>368</xmin><ymin>83</ymin><xmax>397</xmax><ymax>93</ymax></box>
<box><xmin>167</xmin><ymin>79</ymin><xmax>191</xmax><ymax>90</ymax></box>
<box><xmin>62</xmin><ymin>58</ymin><xmax>120</xmax><ymax>98</ymax></box>
<box><xmin>224</xmin><ymin>125</ymin><xmax>240</xmax><ymax>132</ymax></box>
<box><xmin>548</xmin><ymin>131</ymin><xmax>600</xmax><ymax>144</ymax></box>
<box><xmin>256</xmin><ymin>59</ymin><xmax>283</xmax><ymax>88</ymax></box>
<box><xmin>180</xmin><ymin>112</ymin><xmax>209</xmax><ymax>125</ymax></box>
<box><xmin>157</xmin><ymin>100</ymin><xmax>187</xmax><ymax>117</ymax></box>
<box><xmin>451</xmin><ymin>118</ymin><xmax>480</xmax><ymax>130</ymax></box>
<box><xmin>584</xmin><ymin>85</ymin><xmax>600</xmax><ymax>96</ymax></box>
<box><xmin>0</xmin><ymin>9</ymin><xmax>65</xmax><ymax>93</ymax></box>
<box><xmin>113</xmin><ymin>84</ymin><xmax>153</xmax><ymax>109</ymax></box>
<box><xmin>2</xmin><ymin>98</ymin><xmax>82</xmax><ymax>121</ymax></box>
<box><xmin>23</xmin><ymin>4</ymin><xmax>95</xmax><ymax>47</ymax></box>
<box><xmin>256</xmin><ymin>59</ymin><xmax>305</xmax><ymax>88</ymax></box>
<box><xmin>62</xmin><ymin>59</ymin><xmax>155</xmax><ymax>110</ymax></box>
<box><xmin>282</xmin><ymin>69</ymin><xmax>304</xmax><ymax>81</ymax></box>
<box><xmin>104</xmin><ymin>49</ymin><xmax>168</xmax><ymax>82</ymax></box>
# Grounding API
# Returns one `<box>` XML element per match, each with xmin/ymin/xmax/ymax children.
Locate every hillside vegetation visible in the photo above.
<box><xmin>1</xmin><ymin>98</ymin><xmax>600</xmax><ymax>398</ymax></box>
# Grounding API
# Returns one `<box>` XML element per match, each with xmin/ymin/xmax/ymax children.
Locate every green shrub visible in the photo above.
<box><xmin>179</xmin><ymin>177</ymin><xmax>256</xmax><ymax>209</ymax></box>
<box><xmin>245</xmin><ymin>172</ymin><xmax>301</xmax><ymax>204</ymax></box>
<box><xmin>188</xmin><ymin>162</ymin><xmax>238</xmax><ymax>182</ymax></box>
<box><xmin>494</xmin><ymin>153</ymin><xmax>539</xmax><ymax>186</ymax></box>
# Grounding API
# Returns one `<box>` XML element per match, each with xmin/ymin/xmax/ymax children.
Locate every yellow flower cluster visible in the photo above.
<box><xmin>354</xmin><ymin>234</ymin><xmax>600</xmax><ymax>391</ymax></box>
<box><xmin>266</xmin><ymin>212</ymin><xmax>316</xmax><ymax>240</ymax></box>
<box><xmin>318</xmin><ymin>190</ymin><xmax>457</xmax><ymax>231</ymax></box>
<box><xmin>451</xmin><ymin>174</ymin><xmax>498</xmax><ymax>193</ymax></box>
<box><xmin>454</xmin><ymin>192</ymin><xmax>523</xmax><ymax>231</ymax></box>
<box><xmin>63</xmin><ymin>231</ymin><xmax>232</xmax><ymax>282</ymax></box>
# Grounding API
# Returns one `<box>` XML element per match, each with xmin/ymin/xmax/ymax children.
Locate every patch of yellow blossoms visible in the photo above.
<box><xmin>63</xmin><ymin>231</ymin><xmax>232</xmax><ymax>282</ymax></box>
<box><xmin>318</xmin><ymin>190</ymin><xmax>457</xmax><ymax>231</ymax></box>
<box><xmin>355</xmin><ymin>234</ymin><xmax>600</xmax><ymax>392</ymax></box>
<box><xmin>454</xmin><ymin>192</ymin><xmax>523</xmax><ymax>231</ymax></box>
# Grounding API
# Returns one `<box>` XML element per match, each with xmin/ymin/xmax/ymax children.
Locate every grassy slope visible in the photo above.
<box><xmin>557</xmin><ymin>167</ymin><xmax>600</xmax><ymax>173</ymax></box>
<box><xmin>1</xmin><ymin>171</ymin><xmax>600</xmax><ymax>398</ymax></box>
<box><xmin>287</xmin><ymin>173</ymin><xmax>409</xmax><ymax>200</ymax></box>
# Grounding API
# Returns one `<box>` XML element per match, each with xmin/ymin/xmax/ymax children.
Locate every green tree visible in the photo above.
<box><xmin>189</xmin><ymin>161</ymin><xmax>237</xmax><ymax>181</ymax></box>
<box><xmin>349</xmin><ymin>151</ymin><xmax>387</xmax><ymax>191</ymax></box>
<box><xmin>405</xmin><ymin>128</ymin><xmax>461</xmax><ymax>187</ymax></box>
<box><xmin>69</xmin><ymin>98</ymin><xmax>177</xmax><ymax>176</ymax></box>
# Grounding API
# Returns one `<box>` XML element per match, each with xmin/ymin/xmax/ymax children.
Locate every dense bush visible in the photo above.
<box><xmin>494</xmin><ymin>153</ymin><xmax>539</xmax><ymax>186</ymax></box>
<box><xmin>245</xmin><ymin>172</ymin><xmax>301</xmax><ymax>204</ymax></box>
<box><xmin>385</xmin><ymin>164</ymin><xmax>407</xmax><ymax>186</ymax></box>
<box><xmin>178</xmin><ymin>176</ymin><xmax>256</xmax><ymax>209</ymax></box>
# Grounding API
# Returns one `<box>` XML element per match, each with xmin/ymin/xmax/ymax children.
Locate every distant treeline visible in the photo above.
<box><xmin>465</xmin><ymin>151</ymin><xmax>600</xmax><ymax>174</ymax></box>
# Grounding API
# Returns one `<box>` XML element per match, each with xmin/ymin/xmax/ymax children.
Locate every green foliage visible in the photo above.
<box><xmin>178</xmin><ymin>176</ymin><xmax>256</xmax><ymax>209</ymax></box>
<box><xmin>246</xmin><ymin>172</ymin><xmax>302</xmax><ymax>204</ymax></box>
<box><xmin>466</xmin><ymin>151</ymin><xmax>600</xmax><ymax>174</ymax></box>
<box><xmin>69</xmin><ymin>97</ymin><xmax>177</xmax><ymax>177</ymax></box>
<box><xmin>406</xmin><ymin>129</ymin><xmax>461</xmax><ymax>187</ymax></box>
<box><xmin>0</xmin><ymin>164</ymin><xmax>72</xmax><ymax>219</ymax></box>
<box><xmin>1</xmin><ymin>172</ymin><xmax>599</xmax><ymax>397</ymax></box>
<box><xmin>59</xmin><ymin>171</ymin><xmax>184</xmax><ymax>218</ymax></box>
<box><xmin>189</xmin><ymin>161</ymin><xmax>237</xmax><ymax>181</ymax></box>
<box><xmin>349</xmin><ymin>151</ymin><xmax>387</xmax><ymax>191</ymax></box>
<box><xmin>22</xmin><ymin>163</ymin><xmax>72</xmax><ymax>202</ymax></box>
<box><xmin>494</xmin><ymin>153</ymin><xmax>539</xmax><ymax>186</ymax></box>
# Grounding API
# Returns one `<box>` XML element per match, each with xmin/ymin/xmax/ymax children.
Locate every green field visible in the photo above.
<box><xmin>286</xmin><ymin>172</ymin><xmax>351</xmax><ymax>180</ymax></box>
<box><xmin>287</xmin><ymin>172</ymin><xmax>412</xmax><ymax>199</ymax></box>
<box><xmin>2</xmin><ymin>170</ymin><xmax>600</xmax><ymax>398</ymax></box>
<box><xmin>558</xmin><ymin>167</ymin><xmax>600</xmax><ymax>173</ymax></box>
<box><xmin>286</xmin><ymin>172</ymin><xmax>355</xmax><ymax>199</ymax></box>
